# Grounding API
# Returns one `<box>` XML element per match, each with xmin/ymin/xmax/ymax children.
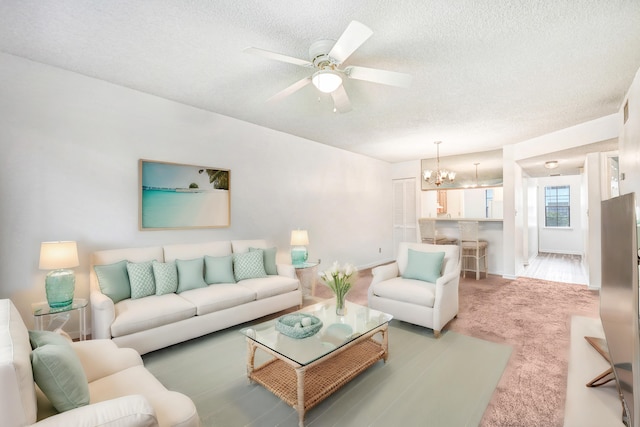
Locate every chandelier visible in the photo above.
<box><xmin>423</xmin><ymin>141</ymin><xmax>455</xmax><ymax>186</ymax></box>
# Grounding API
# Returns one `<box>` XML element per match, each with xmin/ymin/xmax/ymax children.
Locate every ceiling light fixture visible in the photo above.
<box><xmin>423</xmin><ymin>141</ymin><xmax>456</xmax><ymax>187</ymax></box>
<box><xmin>311</xmin><ymin>69</ymin><xmax>343</xmax><ymax>93</ymax></box>
<box><xmin>544</xmin><ymin>160</ymin><xmax>559</xmax><ymax>169</ymax></box>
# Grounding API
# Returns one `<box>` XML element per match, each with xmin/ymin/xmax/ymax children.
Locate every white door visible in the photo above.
<box><xmin>393</xmin><ymin>178</ymin><xmax>417</xmax><ymax>255</ymax></box>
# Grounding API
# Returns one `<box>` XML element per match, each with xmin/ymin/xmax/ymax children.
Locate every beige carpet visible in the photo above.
<box><xmin>316</xmin><ymin>270</ymin><xmax>600</xmax><ymax>426</ymax></box>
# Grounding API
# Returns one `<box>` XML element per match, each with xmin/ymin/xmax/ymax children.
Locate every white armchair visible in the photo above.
<box><xmin>367</xmin><ymin>242</ymin><xmax>461</xmax><ymax>337</ymax></box>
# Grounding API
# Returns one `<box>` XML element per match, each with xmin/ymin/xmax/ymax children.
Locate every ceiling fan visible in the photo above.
<box><xmin>244</xmin><ymin>21</ymin><xmax>412</xmax><ymax>113</ymax></box>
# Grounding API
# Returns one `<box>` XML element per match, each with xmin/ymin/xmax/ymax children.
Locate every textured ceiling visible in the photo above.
<box><xmin>0</xmin><ymin>1</ymin><xmax>639</xmax><ymax>164</ymax></box>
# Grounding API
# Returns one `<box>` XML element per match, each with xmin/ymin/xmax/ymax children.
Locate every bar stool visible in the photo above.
<box><xmin>458</xmin><ymin>221</ymin><xmax>488</xmax><ymax>280</ymax></box>
<box><xmin>419</xmin><ymin>219</ymin><xmax>455</xmax><ymax>244</ymax></box>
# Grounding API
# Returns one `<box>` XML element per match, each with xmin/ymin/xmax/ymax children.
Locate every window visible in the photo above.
<box><xmin>545</xmin><ymin>186</ymin><xmax>570</xmax><ymax>227</ymax></box>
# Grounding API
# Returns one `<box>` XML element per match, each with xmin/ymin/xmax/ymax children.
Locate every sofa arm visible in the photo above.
<box><xmin>33</xmin><ymin>395</ymin><xmax>158</xmax><ymax>427</ymax></box>
<box><xmin>371</xmin><ymin>262</ymin><xmax>399</xmax><ymax>286</ymax></box>
<box><xmin>71</xmin><ymin>340</ymin><xmax>142</xmax><ymax>382</ymax></box>
<box><xmin>90</xmin><ymin>291</ymin><xmax>115</xmax><ymax>340</ymax></box>
<box><xmin>276</xmin><ymin>263</ymin><xmax>296</xmax><ymax>279</ymax></box>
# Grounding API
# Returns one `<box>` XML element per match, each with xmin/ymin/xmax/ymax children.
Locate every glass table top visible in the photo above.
<box><xmin>242</xmin><ymin>300</ymin><xmax>392</xmax><ymax>366</ymax></box>
<box><xmin>32</xmin><ymin>298</ymin><xmax>88</xmax><ymax>316</ymax></box>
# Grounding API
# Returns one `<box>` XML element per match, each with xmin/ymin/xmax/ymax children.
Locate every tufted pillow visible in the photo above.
<box><xmin>152</xmin><ymin>260</ymin><xmax>178</xmax><ymax>295</ymax></box>
<box><xmin>249</xmin><ymin>246</ymin><xmax>278</xmax><ymax>275</ymax></box>
<box><xmin>127</xmin><ymin>261</ymin><xmax>156</xmax><ymax>299</ymax></box>
<box><xmin>204</xmin><ymin>254</ymin><xmax>236</xmax><ymax>284</ymax></box>
<box><xmin>30</xmin><ymin>343</ymin><xmax>90</xmax><ymax>412</ymax></box>
<box><xmin>175</xmin><ymin>258</ymin><xmax>207</xmax><ymax>292</ymax></box>
<box><xmin>94</xmin><ymin>260</ymin><xmax>130</xmax><ymax>303</ymax></box>
<box><xmin>402</xmin><ymin>249</ymin><xmax>445</xmax><ymax>283</ymax></box>
<box><xmin>233</xmin><ymin>250</ymin><xmax>267</xmax><ymax>281</ymax></box>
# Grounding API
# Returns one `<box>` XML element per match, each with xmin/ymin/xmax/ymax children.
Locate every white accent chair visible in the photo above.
<box><xmin>368</xmin><ymin>242</ymin><xmax>461</xmax><ymax>337</ymax></box>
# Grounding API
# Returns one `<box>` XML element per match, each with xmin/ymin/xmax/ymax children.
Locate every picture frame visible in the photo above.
<box><xmin>139</xmin><ymin>159</ymin><xmax>230</xmax><ymax>230</ymax></box>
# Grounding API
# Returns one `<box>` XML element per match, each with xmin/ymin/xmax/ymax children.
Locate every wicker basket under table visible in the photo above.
<box><xmin>246</xmin><ymin>323</ymin><xmax>389</xmax><ymax>427</ymax></box>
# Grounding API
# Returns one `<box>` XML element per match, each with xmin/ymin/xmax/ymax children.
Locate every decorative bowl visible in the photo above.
<box><xmin>275</xmin><ymin>313</ymin><xmax>323</xmax><ymax>339</ymax></box>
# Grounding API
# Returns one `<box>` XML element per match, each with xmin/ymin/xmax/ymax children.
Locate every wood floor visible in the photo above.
<box><xmin>521</xmin><ymin>252</ymin><xmax>588</xmax><ymax>285</ymax></box>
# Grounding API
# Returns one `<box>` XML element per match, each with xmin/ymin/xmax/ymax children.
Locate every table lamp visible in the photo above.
<box><xmin>39</xmin><ymin>241</ymin><xmax>79</xmax><ymax>308</ymax></box>
<box><xmin>290</xmin><ymin>230</ymin><xmax>309</xmax><ymax>266</ymax></box>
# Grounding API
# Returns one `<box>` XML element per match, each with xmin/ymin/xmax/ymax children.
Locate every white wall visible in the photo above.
<box><xmin>0</xmin><ymin>53</ymin><xmax>393</xmax><ymax>327</ymax></box>
<box><xmin>536</xmin><ymin>175</ymin><xmax>584</xmax><ymax>255</ymax></box>
<box><xmin>619</xmin><ymin>67</ymin><xmax>640</xmax><ymax>199</ymax></box>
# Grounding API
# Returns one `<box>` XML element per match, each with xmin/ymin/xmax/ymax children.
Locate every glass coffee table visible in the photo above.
<box><xmin>242</xmin><ymin>300</ymin><xmax>392</xmax><ymax>427</ymax></box>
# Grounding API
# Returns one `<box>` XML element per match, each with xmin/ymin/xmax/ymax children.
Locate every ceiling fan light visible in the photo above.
<box><xmin>312</xmin><ymin>70</ymin><xmax>343</xmax><ymax>93</ymax></box>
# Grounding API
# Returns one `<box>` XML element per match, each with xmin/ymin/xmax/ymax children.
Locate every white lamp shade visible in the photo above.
<box><xmin>39</xmin><ymin>241</ymin><xmax>79</xmax><ymax>270</ymax></box>
<box><xmin>290</xmin><ymin>230</ymin><xmax>309</xmax><ymax>246</ymax></box>
<box><xmin>311</xmin><ymin>70</ymin><xmax>343</xmax><ymax>93</ymax></box>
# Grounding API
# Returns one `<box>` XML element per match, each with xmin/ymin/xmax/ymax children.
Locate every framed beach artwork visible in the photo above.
<box><xmin>139</xmin><ymin>159</ymin><xmax>230</xmax><ymax>230</ymax></box>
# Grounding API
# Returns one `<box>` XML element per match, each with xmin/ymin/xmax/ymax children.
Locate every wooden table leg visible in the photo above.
<box><xmin>246</xmin><ymin>339</ymin><xmax>257</xmax><ymax>380</ymax></box>
<box><xmin>296</xmin><ymin>367</ymin><xmax>305</xmax><ymax>427</ymax></box>
<box><xmin>381</xmin><ymin>324</ymin><xmax>389</xmax><ymax>362</ymax></box>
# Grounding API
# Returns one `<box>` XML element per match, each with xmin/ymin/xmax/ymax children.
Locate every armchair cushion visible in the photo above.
<box><xmin>402</xmin><ymin>249</ymin><xmax>444</xmax><ymax>283</ymax></box>
<box><xmin>30</xmin><ymin>343</ymin><xmax>90</xmax><ymax>412</ymax></box>
<box><xmin>371</xmin><ymin>277</ymin><xmax>436</xmax><ymax>307</ymax></box>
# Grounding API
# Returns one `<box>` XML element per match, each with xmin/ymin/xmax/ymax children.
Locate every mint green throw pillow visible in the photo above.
<box><xmin>402</xmin><ymin>249</ymin><xmax>445</xmax><ymax>283</ymax></box>
<box><xmin>94</xmin><ymin>260</ymin><xmax>130</xmax><ymax>303</ymax></box>
<box><xmin>29</xmin><ymin>330</ymin><xmax>70</xmax><ymax>349</ymax></box>
<box><xmin>176</xmin><ymin>258</ymin><xmax>207</xmax><ymax>292</ymax></box>
<box><xmin>250</xmin><ymin>247</ymin><xmax>278</xmax><ymax>275</ymax></box>
<box><xmin>152</xmin><ymin>260</ymin><xmax>178</xmax><ymax>295</ymax></box>
<box><xmin>127</xmin><ymin>261</ymin><xmax>156</xmax><ymax>299</ymax></box>
<box><xmin>204</xmin><ymin>255</ymin><xmax>236</xmax><ymax>284</ymax></box>
<box><xmin>233</xmin><ymin>250</ymin><xmax>267</xmax><ymax>281</ymax></box>
<box><xmin>30</xmin><ymin>343</ymin><xmax>90</xmax><ymax>412</ymax></box>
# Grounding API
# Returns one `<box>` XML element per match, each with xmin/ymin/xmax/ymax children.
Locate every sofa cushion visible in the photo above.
<box><xmin>250</xmin><ymin>246</ymin><xmax>278</xmax><ymax>275</ymax></box>
<box><xmin>204</xmin><ymin>254</ymin><xmax>236</xmax><ymax>284</ymax></box>
<box><xmin>152</xmin><ymin>261</ymin><xmax>178</xmax><ymax>295</ymax></box>
<box><xmin>237</xmin><ymin>276</ymin><xmax>299</xmax><ymax>300</ymax></box>
<box><xmin>175</xmin><ymin>258</ymin><xmax>207</xmax><ymax>293</ymax></box>
<box><xmin>94</xmin><ymin>260</ymin><xmax>131</xmax><ymax>303</ymax></box>
<box><xmin>233</xmin><ymin>250</ymin><xmax>267</xmax><ymax>281</ymax></box>
<box><xmin>30</xmin><ymin>343</ymin><xmax>90</xmax><ymax>412</ymax></box>
<box><xmin>127</xmin><ymin>261</ymin><xmax>156</xmax><ymax>299</ymax></box>
<box><xmin>163</xmin><ymin>241</ymin><xmax>232</xmax><ymax>262</ymax></box>
<box><xmin>179</xmin><ymin>284</ymin><xmax>256</xmax><ymax>316</ymax></box>
<box><xmin>402</xmin><ymin>249</ymin><xmax>445</xmax><ymax>283</ymax></box>
<box><xmin>371</xmin><ymin>277</ymin><xmax>436</xmax><ymax>307</ymax></box>
<box><xmin>110</xmin><ymin>294</ymin><xmax>196</xmax><ymax>337</ymax></box>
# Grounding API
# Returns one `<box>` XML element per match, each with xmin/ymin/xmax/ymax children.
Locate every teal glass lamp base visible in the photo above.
<box><xmin>291</xmin><ymin>246</ymin><xmax>308</xmax><ymax>267</ymax></box>
<box><xmin>45</xmin><ymin>269</ymin><xmax>75</xmax><ymax>308</ymax></box>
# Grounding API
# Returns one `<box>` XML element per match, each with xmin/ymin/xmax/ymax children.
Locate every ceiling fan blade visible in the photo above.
<box><xmin>345</xmin><ymin>65</ymin><xmax>412</xmax><ymax>88</ymax></box>
<box><xmin>266</xmin><ymin>76</ymin><xmax>312</xmax><ymax>103</ymax></box>
<box><xmin>244</xmin><ymin>47</ymin><xmax>312</xmax><ymax>67</ymax></box>
<box><xmin>328</xmin><ymin>21</ymin><xmax>373</xmax><ymax>64</ymax></box>
<box><xmin>331</xmin><ymin>85</ymin><xmax>353</xmax><ymax>113</ymax></box>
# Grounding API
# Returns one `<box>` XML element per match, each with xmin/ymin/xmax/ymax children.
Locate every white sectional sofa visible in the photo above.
<box><xmin>1</xmin><ymin>299</ymin><xmax>199</xmax><ymax>427</ymax></box>
<box><xmin>90</xmin><ymin>239</ymin><xmax>302</xmax><ymax>355</ymax></box>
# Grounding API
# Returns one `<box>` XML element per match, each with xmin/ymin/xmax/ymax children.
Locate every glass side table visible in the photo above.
<box><xmin>294</xmin><ymin>261</ymin><xmax>319</xmax><ymax>298</ymax></box>
<box><xmin>32</xmin><ymin>298</ymin><xmax>88</xmax><ymax>341</ymax></box>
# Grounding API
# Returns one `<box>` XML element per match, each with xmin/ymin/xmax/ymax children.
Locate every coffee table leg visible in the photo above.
<box><xmin>382</xmin><ymin>325</ymin><xmax>389</xmax><ymax>362</ymax></box>
<box><xmin>246</xmin><ymin>340</ymin><xmax>257</xmax><ymax>381</ymax></box>
<box><xmin>296</xmin><ymin>367</ymin><xmax>305</xmax><ymax>427</ymax></box>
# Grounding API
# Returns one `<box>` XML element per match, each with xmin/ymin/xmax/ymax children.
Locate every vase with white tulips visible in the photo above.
<box><xmin>320</xmin><ymin>261</ymin><xmax>358</xmax><ymax>315</ymax></box>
